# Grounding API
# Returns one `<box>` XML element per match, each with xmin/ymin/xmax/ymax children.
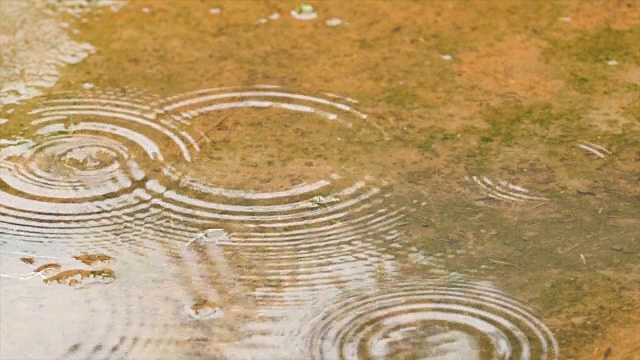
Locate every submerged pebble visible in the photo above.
<box><xmin>258</xmin><ymin>12</ymin><xmax>280</xmax><ymax>24</ymax></box>
<box><xmin>269</xmin><ymin>12</ymin><xmax>280</xmax><ymax>20</ymax></box>
<box><xmin>325</xmin><ymin>18</ymin><xmax>343</xmax><ymax>27</ymax></box>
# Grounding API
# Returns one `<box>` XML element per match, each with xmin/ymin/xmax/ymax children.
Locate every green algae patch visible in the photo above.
<box><xmin>543</xmin><ymin>27</ymin><xmax>640</xmax><ymax>94</ymax></box>
<box><xmin>479</xmin><ymin>101</ymin><xmax>588</xmax><ymax>146</ymax></box>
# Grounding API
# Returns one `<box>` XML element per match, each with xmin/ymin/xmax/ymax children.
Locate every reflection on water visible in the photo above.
<box><xmin>1</xmin><ymin>1</ymin><xmax>639</xmax><ymax>359</ymax></box>
<box><xmin>0</xmin><ymin>0</ymin><xmax>125</xmax><ymax>112</ymax></box>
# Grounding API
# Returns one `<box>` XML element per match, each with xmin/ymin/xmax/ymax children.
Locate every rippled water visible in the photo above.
<box><xmin>1</xmin><ymin>1</ymin><xmax>639</xmax><ymax>360</ymax></box>
<box><xmin>0</xmin><ymin>84</ymin><xmax>561</xmax><ymax>360</ymax></box>
<box><xmin>304</xmin><ymin>281</ymin><xmax>558</xmax><ymax>360</ymax></box>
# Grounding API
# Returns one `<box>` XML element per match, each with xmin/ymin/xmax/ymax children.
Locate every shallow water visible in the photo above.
<box><xmin>0</xmin><ymin>1</ymin><xmax>639</xmax><ymax>359</ymax></box>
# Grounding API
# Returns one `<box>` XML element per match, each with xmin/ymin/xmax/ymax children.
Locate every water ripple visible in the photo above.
<box><xmin>303</xmin><ymin>280</ymin><xmax>559</xmax><ymax>360</ymax></box>
<box><xmin>0</xmin><ymin>92</ymin><xmax>196</xmax><ymax>251</ymax></box>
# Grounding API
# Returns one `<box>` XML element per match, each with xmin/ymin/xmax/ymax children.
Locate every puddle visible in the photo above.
<box><xmin>1</xmin><ymin>1</ymin><xmax>639</xmax><ymax>359</ymax></box>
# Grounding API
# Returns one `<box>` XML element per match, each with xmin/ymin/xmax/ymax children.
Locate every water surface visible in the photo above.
<box><xmin>1</xmin><ymin>1</ymin><xmax>639</xmax><ymax>359</ymax></box>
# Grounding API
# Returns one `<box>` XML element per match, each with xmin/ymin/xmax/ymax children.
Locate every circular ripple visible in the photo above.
<box><xmin>1</xmin><ymin>87</ymin><xmax>418</xmax><ymax>359</ymax></box>
<box><xmin>153</xmin><ymin>85</ymin><xmax>386</xmax><ymax>193</ymax></box>
<box><xmin>154</xmin><ymin>176</ymin><xmax>405</xmax><ymax>293</ymax></box>
<box><xmin>0</xmin><ymin>91</ymin><xmax>198</xmax><ymax>249</ymax></box>
<box><xmin>148</xmin><ymin>176</ymin><xmax>417</xmax><ymax>360</ymax></box>
<box><xmin>467</xmin><ymin>175</ymin><xmax>548</xmax><ymax>206</ymax></box>
<box><xmin>2</xmin><ymin>134</ymin><xmax>140</xmax><ymax>199</ymax></box>
<box><xmin>146</xmin><ymin>87</ymin><xmax>410</xmax><ymax>356</ymax></box>
<box><xmin>305</xmin><ymin>281</ymin><xmax>559</xmax><ymax>360</ymax></box>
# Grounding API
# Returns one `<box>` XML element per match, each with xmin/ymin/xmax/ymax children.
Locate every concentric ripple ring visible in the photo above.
<box><xmin>306</xmin><ymin>281</ymin><xmax>559</xmax><ymax>360</ymax></box>
<box><xmin>0</xmin><ymin>92</ymin><xmax>196</xmax><ymax>248</ymax></box>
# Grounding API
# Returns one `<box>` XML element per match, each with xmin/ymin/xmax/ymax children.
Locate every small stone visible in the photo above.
<box><xmin>611</xmin><ymin>245</ymin><xmax>623</xmax><ymax>252</ymax></box>
<box><xmin>209</xmin><ymin>8</ymin><xmax>221</xmax><ymax>15</ymax></box>
<box><xmin>142</xmin><ymin>7</ymin><xmax>150</xmax><ymax>14</ymax></box>
<box><xmin>559</xmin><ymin>17</ymin><xmax>571</xmax><ymax>22</ymax></box>
<box><xmin>326</xmin><ymin>18</ymin><xmax>343</xmax><ymax>27</ymax></box>
<box><xmin>607</xmin><ymin>60</ymin><xmax>618</xmax><ymax>66</ymax></box>
<box><xmin>268</xmin><ymin>12</ymin><xmax>280</xmax><ymax>20</ymax></box>
<box><xmin>441</xmin><ymin>54</ymin><xmax>453</xmax><ymax>61</ymax></box>
<box><xmin>82</xmin><ymin>82</ymin><xmax>94</xmax><ymax>90</ymax></box>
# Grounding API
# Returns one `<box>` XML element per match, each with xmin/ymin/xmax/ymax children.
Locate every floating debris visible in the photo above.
<box><xmin>1</xmin><ymin>251</ymin><xmax>114</xmax><ymax>288</ymax></box>
<box><xmin>184</xmin><ymin>300</ymin><xmax>223</xmax><ymax>320</ymax></box>
<box><xmin>325</xmin><ymin>18</ymin><xmax>343</xmax><ymax>27</ymax></box>
<box><xmin>44</xmin><ymin>268</ymin><xmax>115</xmax><ymax>288</ymax></box>
<box><xmin>34</xmin><ymin>263</ymin><xmax>63</xmax><ymax>276</ymax></box>
<box><xmin>309</xmin><ymin>194</ymin><xmax>341</xmax><ymax>207</ymax></box>
<box><xmin>441</xmin><ymin>54</ymin><xmax>453</xmax><ymax>61</ymax></box>
<box><xmin>20</xmin><ymin>257</ymin><xmax>35</xmax><ymax>265</ymax></box>
<box><xmin>559</xmin><ymin>16</ymin><xmax>571</xmax><ymax>22</ymax></box>
<box><xmin>141</xmin><ymin>7</ymin><xmax>150</xmax><ymax>14</ymax></box>
<box><xmin>209</xmin><ymin>8</ymin><xmax>221</xmax><ymax>15</ymax></box>
<box><xmin>607</xmin><ymin>59</ymin><xmax>618</xmax><ymax>66</ymax></box>
<box><xmin>577</xmin><ymin>141</ymin><xmax>612</xmax><ymax>158</ymax></box>
<box><xmin>257</xmin><ymin>18</ymin><xmax>268</xmax><ymax>24</ymax></box>
<box><xmin>291</xmin><ymin>4</ymin><xmax>317</xmax><ymax>20</ymax></box>
<box><xmin>189</xmin><ymin>228</ymin><xmax>232</xmax><ymax>246</ymax></box>
<box><xmin>73</xmin><ymin>253</ymin><xmax>112</xmax><ymax>267</ymax></box>
<box><xmin>82</xmin><ymin>82</ymin><xmax>94</xmax><ymax>89</ymax></box>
